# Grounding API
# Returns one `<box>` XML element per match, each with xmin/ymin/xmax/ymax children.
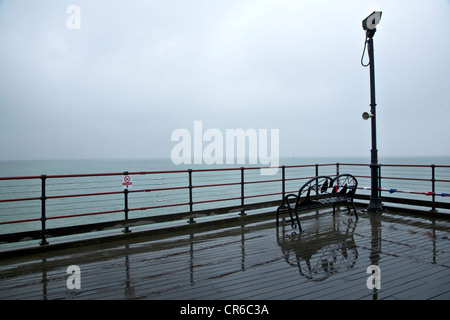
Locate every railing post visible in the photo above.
<box><xmin>188</xmin><ymin>169</ymin><xmax>196</xmax><ymax>223</ymax></box>
<box><xmin>240</xmin><ymin>167</ymin><xmax>246</xmax><ymax>216</ymax></box>
<box><xmin>40</xmin><ymin>174</ymin><xmax>49</xmax><ymax>246</ymax></box>
<box><xmin>430</xmin><ymin>164</ymin><xmax>437</xmax><ymax>213</ymax></box>
<box><xmin>336</xmin><ymin>163</ymin><xmax>340</xmax><ymax>177</ymax></box>
<box><xmin>122</xmin><ymin>171</ymin><xmax>131</xmax><ymax>233</ymax></box>
<box><xmin>282</xmin><ymin>165</ymin><xmax>286</xmax><ymax>199</ymax></box>
<box><xmin>123</xmin><ymin>188</ymin><xmax>131</xmax><ymax>233</ymax></box>
<box><xmin>315</xmin><ymin>164</ymin><xmax>319</xmax><ymax>192</ymax></box>
<box><xmin>378</xmin><ymin>164</ymin><xmax>382</xmax><ymax>198</ymax></box>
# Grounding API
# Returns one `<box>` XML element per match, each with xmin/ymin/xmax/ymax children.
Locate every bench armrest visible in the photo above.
<box><xmin>280</xmin><ymin>194</ymin><xmax>298</xmax><ymax>207</ymax></box>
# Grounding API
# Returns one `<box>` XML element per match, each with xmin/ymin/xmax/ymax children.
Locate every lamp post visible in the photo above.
<box><xmin>362</xmin><ymin>12</ymin><xmax>384</xmax><ymax>213</ymax></box>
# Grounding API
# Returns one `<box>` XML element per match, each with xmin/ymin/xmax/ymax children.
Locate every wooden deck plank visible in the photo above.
<box><xmin>1</xmin><ymin>208</ymin><xmax>449</xmax><ymax>300</ymax></box>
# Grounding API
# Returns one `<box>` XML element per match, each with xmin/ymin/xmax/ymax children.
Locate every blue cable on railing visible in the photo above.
<box><xmin>361</xmin><ymin>186</ymin><xmax>450</xmax><ymax>197</ymax></box>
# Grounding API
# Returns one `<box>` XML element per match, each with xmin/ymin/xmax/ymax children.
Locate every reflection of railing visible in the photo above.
<box><xmin>0</xmin><ymin>163</ymin><xmax>449</xmax><ymax>247</ymax></box>
<box><xmin>277</xmin><ymin>216</ymin><xmax>358</xmax><ymax>281</ymax></box>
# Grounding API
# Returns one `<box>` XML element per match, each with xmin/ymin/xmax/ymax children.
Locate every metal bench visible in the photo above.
<box><xmin>276</xmin><ymin>174</ymin><xmax>358</xmax><ymax>231</ymax></box>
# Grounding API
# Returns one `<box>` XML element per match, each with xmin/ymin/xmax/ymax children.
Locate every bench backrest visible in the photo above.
<box><xmin>332</xmin><ymin>174</ymin><xmax>358</xmax><ymax>198</ymax></box>
<box><xmin>295</xmin><ymin>175</ymin><xmax>334</xmax><ymax>206</ymax></box>
<box><xmin>295</xmin><ymin>174</ymin><xmax>358</xmax><ymax>207</ymax></box>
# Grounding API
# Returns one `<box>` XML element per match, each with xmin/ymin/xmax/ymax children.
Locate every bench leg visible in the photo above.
<box><xmin>276</xmin><ymin>207</ymin><xmax>302</xmax><ymax>231</ymax></box>
<box><xmin>276</xmin><ymin>208</ymin><xmax>284</xmax><ymax>226</ymax></box>
<box><xmin>351</xmin><ymin>200</ymin><xmax>358</xmax><ymax>219</ymax></box>
<box><xmin>276</xmin><ymin>207</ymin><xmax>296</xmax><ymax>228</ymax></box>
<box><xmin>343</xmin><ymin>200</ymin><xmax>358</xmax><ymax>219</ymax></box>
<box><xmin>345</xmin><ymin>201</ymin><xmax>351</xmax><ymax>214</ymax></box>
<box><xmin>288</xmin><ymin>208</ymin><xmax>298</xmax><ymax>229</ymax></box>
<box><xmin>287</xmin><ymin>208</ymin><xmax>294</xmax><ymax>227</ymax></box>
<box><xmin>294</xmin><ymin>209</ymin><xmax>302</xmax><ymax>232</ymax></box>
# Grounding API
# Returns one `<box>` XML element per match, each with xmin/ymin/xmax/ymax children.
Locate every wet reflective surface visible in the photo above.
<box><xmin>0</xmin><ymin>208</ymin><xmax>449</xmax><ymax>300</ymax></box>
<box><xmin>277</xmin><ymin>216</ymin><xmax>358</xmax><ymax>282</ymax></box>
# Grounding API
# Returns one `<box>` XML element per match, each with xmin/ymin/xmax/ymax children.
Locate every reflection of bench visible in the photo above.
<box><xmin>276</xmin><ymin>217</ymin><xmax>358</xmax><ymax>282</ymax></box>
<box><xmin>276</xmin><ymin>174</ymin><xmax>358</xmax><ymax>231</ymax></box>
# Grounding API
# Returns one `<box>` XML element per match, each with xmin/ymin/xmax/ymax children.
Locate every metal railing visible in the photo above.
<box><xmin>0</xmin><ymin>163</ymin><xmax>449</xmax><ymax>247</ymax></box>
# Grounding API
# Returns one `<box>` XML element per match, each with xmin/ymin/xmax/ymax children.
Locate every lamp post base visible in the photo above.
<box><xmin>367</xmin><ymin>198</ymin><xmax>385</xmax><ymax>213</ymax></box>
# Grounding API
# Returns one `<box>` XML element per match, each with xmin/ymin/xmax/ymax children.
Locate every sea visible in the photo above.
<box><xmin>1</xmin><ymin>155</ymin><xmax>450</xmax><ymax>177</ymax></box>
<box><xmin>0</xmin><ymin>156</ymin><xmax>449</xmax><ymax>249</ymax></box>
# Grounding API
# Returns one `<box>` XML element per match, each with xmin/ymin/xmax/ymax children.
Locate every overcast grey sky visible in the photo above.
<box><xmin>0</xmin><ymin>0</ymin><xmax>449</xmax><ymax>161</ymax></box>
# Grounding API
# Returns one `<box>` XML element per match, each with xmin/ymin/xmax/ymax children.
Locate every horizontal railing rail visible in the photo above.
<box><xmin>0</xmin><ymin>163</ymin><xmax>449</xmax><ymax>247</ymax></box>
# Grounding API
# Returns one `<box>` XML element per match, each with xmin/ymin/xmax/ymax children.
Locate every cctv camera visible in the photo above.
<box><xmin>362</xmin><ymin>11</ymin><xmax>382</xmax><ymax>31</ymax></box>
<box><xmin>362</xmin><ymin>112</ymin><xmax>373</xmax><ymax>120</ymax></box>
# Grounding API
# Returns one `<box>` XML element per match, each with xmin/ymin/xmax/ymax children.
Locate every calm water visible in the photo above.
<box><xmin>1</xmin><ymin>156</ymin><xmax>449</xmax><ymax>177</ymax></box>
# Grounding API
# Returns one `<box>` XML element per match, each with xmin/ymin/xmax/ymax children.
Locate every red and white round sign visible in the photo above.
<box><xmin>122</xmin><ymin>175</ymin><xmax>133</xmax><ymax>189</ymax></box>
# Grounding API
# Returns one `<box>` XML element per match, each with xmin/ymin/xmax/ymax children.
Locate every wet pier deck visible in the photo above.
<box><xmin>0</xmin><ymin>207</ymin><xmax>449</xmax><ymax>300</ymax></box>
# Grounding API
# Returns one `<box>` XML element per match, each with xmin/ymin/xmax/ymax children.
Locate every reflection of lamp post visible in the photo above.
<box><xmin>368</xmin><ymin>212</ymin><xmax>382</xmax><ymax>300</ymax></box>
<box><xmin>362</xmin><ymin>12</ymin><xmax>384</xmax><ymax>213</ymax></box>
